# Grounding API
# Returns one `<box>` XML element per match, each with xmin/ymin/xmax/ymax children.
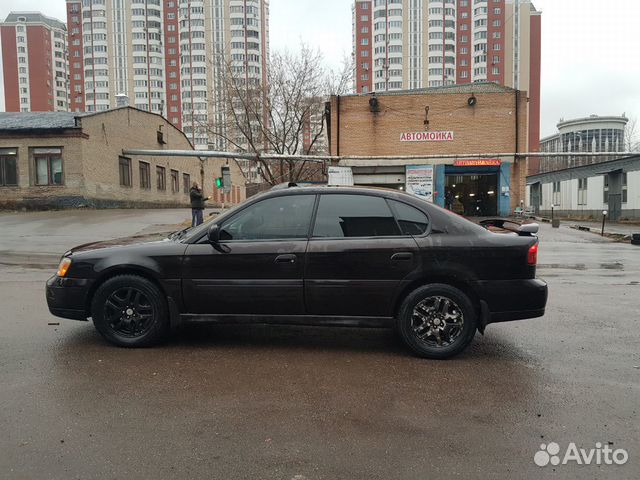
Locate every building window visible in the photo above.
<box><xmin>0</xmin><ymin>149</ymin><xmax>18</xmax><ymax>186</ymax></box>
<box><xmin>171</xmin><ymin>169</ymin><xmax>179</xmax><ymax>193</ymax></box>
<box><xmin>361</xmin><ymin>38</ymin><xmax>369</xmax><ymax>46</ymax></box>
<box><xmin>603</xmin><ymin>176</ymin><xmax>609</xmax><ymax>204</ymax></box>
<box><xmin>553</xmin><ymin>181</ymin><xmax>561</xmax><ymax>206</ymax></box>
<box><xmin>119</xmin><ymin>156</ymin><xmax>132</xmax><ymax>187</ymax></box>
<box><xmin>622</xmin><ymin>172</ymin><xmax>628</xmax><ymax>203</ymax></box>
<box><xmin>139</xmin><ymin>161</ymin><xmax>151</xmax><ymax>189</ymax></box>
<box><xmin>578</xmin><ymin>178</ymin><xmax>587</xmax><ymax>205</ymax></box>
<box><xmin>157</xmin><ymin>166</ymin><xmax>166</xmax><ymax>190</ymax></box>
<box><xmin>182</xmin><ymin>173</ymin><xmax>190</xmax><ymax>194</ymax></box>
<box><xmin>33</xmin><ymin>148</ymin><xmax>63</xmax><ymax>186</ymax></box>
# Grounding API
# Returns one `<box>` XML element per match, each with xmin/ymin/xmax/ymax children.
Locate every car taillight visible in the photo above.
<box><xmin>527</xmin><ymin>243</ymin><xmax>538</xmax><ymax>266</ymax></box>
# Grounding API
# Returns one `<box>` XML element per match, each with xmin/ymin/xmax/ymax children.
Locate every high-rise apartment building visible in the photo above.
<box><xmin>1</xmin><ymin>12</ymin><xmax>69</xmax><ymax>112</ymax></box>
<box><xmin>352</xmin><ymin>0</ymin><xmax>541</xmax><ymax>152</ymax></box>
<box><xmin>65</xmin><ymin>0</ymin><xmax>269</xmax><ymax>149</ymax></box>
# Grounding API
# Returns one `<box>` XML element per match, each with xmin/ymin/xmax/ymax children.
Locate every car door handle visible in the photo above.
<box><xmin>275</xmin><ymin>254</ymin><xmax>297</xmax><ymax>264</ymax></box>
<box><xmin>391</xmin><ymin>252</ymin><xmax>413</xmax><ymax>261</ymax></box>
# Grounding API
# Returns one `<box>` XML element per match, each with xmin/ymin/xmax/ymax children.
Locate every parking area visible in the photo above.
<box><xmin>0</xmin><ymin>209</ymin><xmax>638</xmax><ymax>479</ymax></box>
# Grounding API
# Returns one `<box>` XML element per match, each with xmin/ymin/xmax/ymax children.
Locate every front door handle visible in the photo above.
<box><xmin>275</xmin><ymin>254</ymin><xmax>297</xmax><ymax>264</ymax></box>
<box><xmin>391</xmin><ymin>252</ymin><xmax>413</xmax><ymax>261</ymax></box>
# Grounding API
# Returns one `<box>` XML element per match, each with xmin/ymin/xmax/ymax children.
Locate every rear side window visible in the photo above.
<box><xmin>388</xmin><ymin>199</ymin><xmax>429</xmax><ymax>235</ymax></box>
<box><xmin>220</xmin><ymin>195</ymin><xmax>315</xmax><ymax>240</ymax></box>
<box><xmin>313</xmin><ymin>194</ymin><xmax>401</xmax><ymax>238</ymax></box>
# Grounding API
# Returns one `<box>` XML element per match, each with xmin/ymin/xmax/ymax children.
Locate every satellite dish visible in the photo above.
<box><xmin>467</xmin><ymin>95</ymin><xmax>477</xmax><ymax>107</ymax></box>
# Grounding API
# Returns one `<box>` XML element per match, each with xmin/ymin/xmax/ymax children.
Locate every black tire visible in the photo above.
<box><xmin>397</xmin><ymin>284</ymin><xmax>476</xmax><ymax>359</ymax></box>
<box><xmin>91</xmin><ymin>274</ymin><xmax>169</xmax><ymax>347</ymax></box>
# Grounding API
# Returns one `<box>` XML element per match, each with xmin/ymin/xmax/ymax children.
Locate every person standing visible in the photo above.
<box><xmin>189</xmin><ymin>181</ymin><xmax>210</xmax><ymax>227</ymax></box>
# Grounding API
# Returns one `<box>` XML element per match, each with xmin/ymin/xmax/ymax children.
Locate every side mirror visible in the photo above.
<box><xmin>207</xmin><ymin>224</ymin><xmax>220</xmax><ymax>244</ymax></box>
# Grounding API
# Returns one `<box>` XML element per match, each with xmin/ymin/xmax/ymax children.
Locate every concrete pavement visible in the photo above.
<box><xmin>0</xmin><ymin>211</ymin><xmax>638</xmax><ymax>479</ymax></box>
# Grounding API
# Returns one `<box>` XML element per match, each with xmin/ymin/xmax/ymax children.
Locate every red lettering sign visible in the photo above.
<box><xmin>453</xmin><ymin>159</ymin><xmax>502</xmax><ymax>167</ymax></box>
<box><xmin>400</xmin><ymin>131</ymin><xmax>454</xmax><ymax>142</ymax></box>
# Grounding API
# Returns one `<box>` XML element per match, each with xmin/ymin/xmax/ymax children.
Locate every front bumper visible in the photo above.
<box><xmin>475</xmin><ymin>278</ymin><xmax>548</xmax><ymax>324</ymax></box>
<box><xmin>46</xmin><ymin>275</ymin><xmax>93</xmax><ymax>321</ymax></box>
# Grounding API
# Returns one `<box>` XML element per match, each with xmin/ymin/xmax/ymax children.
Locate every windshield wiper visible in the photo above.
<box><xmin>169</xmin><ymin>227</ymin><xmax>191</xmax><ymax>240</ymax></box>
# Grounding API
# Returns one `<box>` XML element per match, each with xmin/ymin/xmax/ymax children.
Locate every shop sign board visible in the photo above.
<box><xmin>453</xmin><ymin>159</ymin><xmax>502</xmax><ymax>167</ymax></box>
<box><xmin>400</xmin><ymin>131</ymin><xmax>454</xmax><ymax>142</ymax></box>
<box><xmin>405</xmin><ymin>165</ymin><xmax>434</xmax><ymax>202</ymax></box>
<box><xmin>327</xmin><ymin>166</ymin><xmax>354</xmax><ymax>186</ymax></box>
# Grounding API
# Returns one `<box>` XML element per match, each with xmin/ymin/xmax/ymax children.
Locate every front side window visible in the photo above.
<box><xmin>220</xmin><ymin>195</ymin><xmax>316</xmax><ymax>241</ymax></box>
<box><xmin>313</xmin><ymin>194</ymin><xmax>401</xmax><ymax>238</ymax></box>
<box><xmin>0</xmin><ymin>149</ymin><xmax>18</xmax><ymax>186</ymax></box>
<box><xmin>388</xmin><ymin>199</ymin><xmax>429</xmax><ymax>235</ymax></box>
<box><xmin>33</xmin><ymin>148</ymin><xmax>63</xmax><ymax>185</ymax></box>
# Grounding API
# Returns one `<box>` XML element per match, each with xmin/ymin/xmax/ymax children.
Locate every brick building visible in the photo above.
<box><xmin>352</xmin><ymin>0</ymin><xmax>542</xmax><ymax>169</ymax></box>
<box><xmin>0</xmin><ymin>12</ymin><xmax>69</xmax><ymax>112</ymax></box>
<box><xmin>64</xmin><ymin>0</ymin><xmax>269</xmax><ymax>151</ymax></box>
<box><xmin>327</xmin><ymin>83</ymin><xmax>529</xmax><ymax>216</ymax></box>
<box><xmin>0</xmin><ymin>107</ymin><xmax>245</xmax><ymax>209</ymax></box>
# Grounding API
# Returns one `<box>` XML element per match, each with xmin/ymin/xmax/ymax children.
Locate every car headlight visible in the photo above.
<box><xmin>57</xmin><ymin>257</ymin><xmax>72</xmax><ymax>277</ymax></box>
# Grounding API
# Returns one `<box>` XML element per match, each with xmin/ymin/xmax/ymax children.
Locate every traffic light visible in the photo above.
<box><xmin>215</xmin><ymin>177</ymin><xmax>223</xmax><ymax>189</ymax></box>
<box><xmin>221</xmin><ymin>166</ymin><xmax>231</xmax><ymax>193</ymax></box>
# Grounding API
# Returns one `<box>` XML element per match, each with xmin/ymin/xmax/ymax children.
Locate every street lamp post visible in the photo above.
<box><xmin>601</xmin><ymin>210</ymin><xmax>608</xmax><ymax>236</ymax></box>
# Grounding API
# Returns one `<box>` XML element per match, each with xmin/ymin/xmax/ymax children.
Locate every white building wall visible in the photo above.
<box><xmin>541</xmin><ymin>182</ymin><xmax>553</xmax><ymax>210</ymax></box>
<box><xmin>586</xmin><ymin>176</ymin><xmax>604</xmax><ymax>211</ymax></box>
<box><xmin>625</xmin><ymin>170</ymin><xmax>640</xmax><ymax>210</ymax></box>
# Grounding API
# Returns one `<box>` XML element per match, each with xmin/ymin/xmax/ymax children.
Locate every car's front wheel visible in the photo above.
<box><xmin>397</xmin><ymin>284</ymin><xmax>476</xmax><ymax>359</ymax></box>
<box><xmin>91</xmin><ymin>274</ymin><xmax>169</xmax><ymax>347</ymax></box>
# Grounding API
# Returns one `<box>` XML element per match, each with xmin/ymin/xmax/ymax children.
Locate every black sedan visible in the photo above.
<box><xmin>46</xmin><ymin>186</ymin><xmax>547</xmax><ymax>359</ymax></box>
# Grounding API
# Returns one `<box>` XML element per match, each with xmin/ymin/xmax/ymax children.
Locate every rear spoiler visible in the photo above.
<box><xmin>479</xmin><ymin>218</ymin><xmax>539</xmax><ymax>236</ymax></box>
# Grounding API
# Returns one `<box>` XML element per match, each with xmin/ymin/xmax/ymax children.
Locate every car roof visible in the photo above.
<box><xmin>266</xmin><ymin>184</ymin><xmax>412</xmax><ymax>199</ymax></box>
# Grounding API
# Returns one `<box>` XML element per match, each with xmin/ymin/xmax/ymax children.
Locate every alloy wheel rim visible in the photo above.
<box><xmin>411</xmin><ymin>296</ymin><xmax>464</xmax><ymax>348</ymax></box>
<box><xmin>104</xmin><ymin>287</ymin><xmax>155</xmax><ymax>337</ymax></box>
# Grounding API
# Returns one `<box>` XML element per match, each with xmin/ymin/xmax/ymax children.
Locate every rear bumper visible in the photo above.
<box><xmin>476</xmin><ymin>278</ymin><xmax>548</xmax><ymax>324</ymax></box>
<box><xmin>46</xmin><ymin>275</ymin><xmax>92</xmax><ymax>321</ymax></box>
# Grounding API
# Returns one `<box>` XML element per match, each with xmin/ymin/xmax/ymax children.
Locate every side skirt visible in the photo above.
<box><xmin>179</xmin><ymin>314</ymin><xmax>394</xmax><ymax>329</ymax></box>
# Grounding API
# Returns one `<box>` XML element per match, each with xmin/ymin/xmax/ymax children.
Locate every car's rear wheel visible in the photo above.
<box><xmin>91</xmin><ymin>274</ymin><xmax>168</xmax><ymax>347</ymax></box>
<box><xmin>397</xmin><ymin>284</ymin><xmax>476</xmax><ymax>359</ymax></box>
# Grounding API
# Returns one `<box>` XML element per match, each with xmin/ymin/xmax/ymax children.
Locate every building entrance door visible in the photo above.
<box><xmin>445</xmin><ymin>174</ymin><xmax>499</xmax><ymax>216</ymax></box>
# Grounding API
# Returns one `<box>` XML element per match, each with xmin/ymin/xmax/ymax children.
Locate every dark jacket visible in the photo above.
<box><xmin>190</xmin><ymin>187</ymin><xmax>207</xmax><ymax>209</ymax></box>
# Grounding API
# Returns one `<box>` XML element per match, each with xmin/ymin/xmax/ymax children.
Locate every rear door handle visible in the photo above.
<box><xmin>391</xmin><ymin>252</ymin><xmax>413</xmax><ymax>261</ymax></box>
<box><xmin>275</xmin><ymin>254</ymin><xmax>297</xmax><ymax>264</ymax></box>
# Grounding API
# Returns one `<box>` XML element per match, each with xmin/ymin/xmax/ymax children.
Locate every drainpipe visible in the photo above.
<box><xmin>336</xmin><ymin>95</ymin><xmax>341</xmax><ymax>157</ymax></box>
<box><xmin>514</xmin><ymin>89</ymin><xmax>519</xmax><ymax>209</ymax></box>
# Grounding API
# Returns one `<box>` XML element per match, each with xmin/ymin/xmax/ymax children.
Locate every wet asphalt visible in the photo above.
<box><xmin>0</xmin><ymin>210</ymin><xmax>638</xmax><ymax>480</ymax></box>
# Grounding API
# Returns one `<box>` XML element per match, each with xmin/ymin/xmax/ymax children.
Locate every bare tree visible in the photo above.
<box><xmin>624</xmin><ymin>116</ymin><xmax>640</xmax><ymax>151</ymax></box>
<box><xmin>206</xmin><ymin>45</ymin><xmax>353</xmax><ymax>185</ymax></box>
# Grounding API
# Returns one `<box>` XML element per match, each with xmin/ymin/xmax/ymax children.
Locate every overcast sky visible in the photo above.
<box><xmin>0</xmin><ymin>0</ymin><xmax>639</xmax><ymax>138</ymax></box>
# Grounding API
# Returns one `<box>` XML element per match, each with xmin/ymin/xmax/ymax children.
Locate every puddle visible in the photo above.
<box><xmin>600</xmin><ymin>263</ymin><xmax>624</xmax><ymax>270</ymax></box>
<box><xmin>538</xmin><ymin>263</ymin><xmax>587</xmax><ymax>270</ymax></box>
